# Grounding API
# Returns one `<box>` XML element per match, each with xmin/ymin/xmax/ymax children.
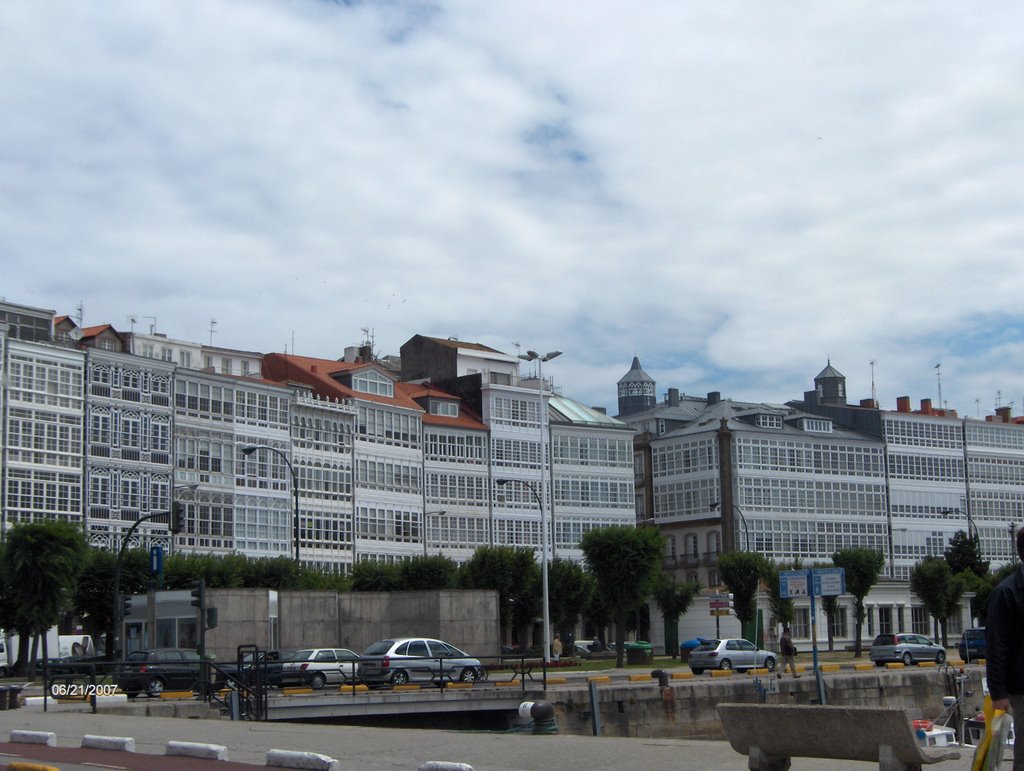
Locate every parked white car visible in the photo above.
<box><xmin>280</xmin><ymin>648</ymin><xmax>360</xmax><ymax>689</ymax></box>
<box><xmin>688</xmin><ymin>638</ymin><xmax>777</xmax><ymax>674</ymax></box>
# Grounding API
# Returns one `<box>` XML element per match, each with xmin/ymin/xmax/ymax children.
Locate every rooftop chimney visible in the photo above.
<box><xmin>707</xmin><ymin>391</ymin><xmax>721</xmax><ymax>405</ymax></box>
<box><xmin>896</xmin><ymin>396</ymin><xmax>911</xmax><ymax>413</ymax></box>
<box><xmin>667</xmin><ymin>388</ymin><xmax>680</xmax><ymax>407</ymax></box>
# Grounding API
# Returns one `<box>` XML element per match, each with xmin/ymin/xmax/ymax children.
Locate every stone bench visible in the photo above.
<box><xmin>717</xmin><ymin>703</ymin><xmax>961</xmax><ymax>771</ymax></box>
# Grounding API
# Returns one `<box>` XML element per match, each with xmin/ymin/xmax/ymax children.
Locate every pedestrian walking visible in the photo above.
<box><xmin>986</xmin><ymin>525</ymin><xmax>1024</xmax><ymax>770</ymax></box>
<box><xmin>779</xmin><ymin>624</ymin><xmax>798</xmax><ymax>679</ymax></box>
<box><xmin>551</xmin><ymin>634</ymin><xmax>562</xmax><ymax>662</ymax></box>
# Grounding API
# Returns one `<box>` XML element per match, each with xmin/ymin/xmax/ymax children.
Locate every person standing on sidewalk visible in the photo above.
<box><xmin>551</xmin><ymin>634</ymin><xmax>563</xmax><ymax>662</ymax></box>
<box><xmin>987</xmin><ymin>525</ymin><xmax>1024</xmax><ymax>771</ymax></box>
<box><xmin>779</xmin><ymin>625</ymin><xmax>798</xmax><ymax>679</ymax></box>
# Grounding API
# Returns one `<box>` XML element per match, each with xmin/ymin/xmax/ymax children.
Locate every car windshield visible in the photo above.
<box><xmin>363</xmin><ymin>640</ymin><xmax>395</xmax><ymax>656</ymax></box>
<box><xmin>872</xmin><ymin>635</ymin><xmax>895</xmax><ymax>646</ymax></box>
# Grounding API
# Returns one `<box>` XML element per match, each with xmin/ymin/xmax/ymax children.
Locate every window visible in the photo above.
<box><xmin>430</xmin><ymin>400</ymin><xmax>459</xmax><ymax>417</ymax></box>
<box><xmin>351</xmin><ymin>369</ymin><xmax>394</xmax><ymax>397</ymax></box>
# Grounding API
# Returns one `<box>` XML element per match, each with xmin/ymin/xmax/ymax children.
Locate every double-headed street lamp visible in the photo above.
<box><xmin>241</xmin><ymin>444</ymin><xmax>300</xmax><ymax>563</ymax></box>
<box><xmin>514</xmin><ymin>347</ymin><xmax>561</xmax><ymax>665</ymax></box>
<box><xmin>497</xmin><ymin>478</ymin><xmax>551</xmax><ymax>664</ymax></box>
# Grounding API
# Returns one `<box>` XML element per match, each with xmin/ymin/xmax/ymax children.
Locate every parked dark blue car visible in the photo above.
<box><xmin>957</xmin><ymin>628</ymin><xmax>986</xmax><ymax>661</ymax></box>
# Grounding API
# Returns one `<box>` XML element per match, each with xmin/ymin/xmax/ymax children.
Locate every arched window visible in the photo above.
<box><xmin>707</xmin><ymin>530</ymin><xmax>722</xmax><ymax>556</ymax></box>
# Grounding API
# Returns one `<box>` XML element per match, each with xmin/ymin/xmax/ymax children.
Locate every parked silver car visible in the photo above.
<box><xmin>280</xmin><ymin>648</ymin><xmax>360</xmax><ymax>689</ymax></box>
<box><xmin>688</xmin><ymin>638</ymin><xmax>776</xmax><ymax>674</ymax></box>
<box><xmin>869</xmin><ymin>633</ymin><xmax>946</xmax><ymax>666</ymax></box>
<box><xmin>358</xmin><ymin>638</ymin><xmax>484</xmax><ymax>686</ymax></box>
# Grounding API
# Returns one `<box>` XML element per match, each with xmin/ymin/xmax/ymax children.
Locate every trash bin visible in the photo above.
<box><xmin>625</xmin><ymin>642</ymin><xmax>653</xmax><ymax>665</ymax></box>
<box><xmin>679</xmin><ymin>638</ymin><xmax>702</xmax><ymax>663</ymax></box>
<box><xmin>0</xmin><ymin>687</ymin><xmax>9</xmax><ymax>710</ymax></box>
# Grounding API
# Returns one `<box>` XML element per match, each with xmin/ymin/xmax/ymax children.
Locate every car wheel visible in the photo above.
<box><xmin>764</xmin><ymin>657</ymin><xmax>776</xmax><ymax>672</ymax></box>
<box><xmin>691</xmin><ymin>668</ymin><xmax>704</xmax><ymax>675</ymax></box>
<box><xmin>310</xmin><ymin>672</ymin><xmax>326</xmax><ymax>690</ymax></box>
<box><xmin>902</xmin><ymin>652</ymin><xmax>913</xmax><ymax>666</ymax></box>
<box><xmin>145</xmin><ymin>676</ymin><xmax>166</xmax><ymax>696</ymax></box>
<box><xmin>935</xmin><ymin>650</ymin><xmax>946</xmax><ymax>664</ymax></box>
<box><xmin>459</xmin><ymin>667</ymin><xmax>478</xmax><ymax>683</ymax></box>
<box><xmin>0</xmin><ymin>666</ymin><xmax>7</xmax><ymax>677</ymax></box>
<box><xmin>390</xmin><ymin>670</ymin><xmax>409</xmax><ymax>686</ymax></box>
<box><xmin>719</xmin><ymin>659</ymin><xmax>733</xmax><ymax>670</ymax></box>
<box><xmin>875</xmin><ymin>661</ymin><xmax>885</xmax><ymax>667</ymax></box>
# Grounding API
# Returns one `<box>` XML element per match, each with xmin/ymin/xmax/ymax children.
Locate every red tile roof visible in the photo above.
<box><xmin>263</xmin><ymin>353</ymin><xmax>422</xmax><ymax>410</ymax></box>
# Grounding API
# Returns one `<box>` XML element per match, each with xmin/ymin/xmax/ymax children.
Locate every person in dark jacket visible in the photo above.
<box><xmin>779</xmin><ymin>624</ymin><xmax>798</xmax><ymax>679</ymax></box>
<box><xmin>986</xmin><ymin>525</ymin><xmax>1024</xmax><ymax>771</ymax></box>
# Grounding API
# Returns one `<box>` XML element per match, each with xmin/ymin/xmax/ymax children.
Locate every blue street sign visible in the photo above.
<box><xmin>150</xmin><ymin>545</ymin><xmax>163</xmax><ymax>576</ymax></box>
<box><xmin>812</xmin><ymin>567</ymin><xmax>845</xmax><ymax>597</ymax></box>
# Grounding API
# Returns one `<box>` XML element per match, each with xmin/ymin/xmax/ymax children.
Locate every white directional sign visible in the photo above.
<box><xmin>779</xmin><ymin>570</ymin><xmax>809</xmax><ymax>598</ymax></box>
<box><xmin>812</xmin><ymin>567</ymin><xmax>846</xmax><ymax>597</ymax></box>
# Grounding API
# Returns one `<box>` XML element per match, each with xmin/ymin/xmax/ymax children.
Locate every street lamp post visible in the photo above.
<box><xmin>497</xmin><ymin>478</ymin><xmax>552</xmax><ymax>664</ymax></box>
<box><xmin>710</xmin><ymin>500</ymin><xmax>751</xmax><ymax>551</ymax></box>
<box><xmin>112</xmin><ymin>483</ymin><xmax>196</xmax><ymax>661</ymax></box>
<box><xmin>241</xmin><ymin>445</ymin><xmax>300</xmax><ymax>563</ymax></box>
<box><xmin>516</xmin><ymin>348</ymin><xmax>561</xmax><ymax>665</ymax></box>
<box><xmin>422</xmin><ymin>510</ymin><xmax>447</xmax><ymax>556</ymax></box>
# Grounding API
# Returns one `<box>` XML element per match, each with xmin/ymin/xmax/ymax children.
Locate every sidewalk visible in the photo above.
<box><xmin>0</xmin><ymin>708</ymin><xmax>977</xmax><ymax>770</ymax></box>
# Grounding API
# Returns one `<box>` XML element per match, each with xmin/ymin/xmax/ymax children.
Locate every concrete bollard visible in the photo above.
<box><xmin>10</xmin><ymin>730</ymin><xmax>57</xmax><ymax>747</ymax></box>
<box><xmin>166</xmin><ymin>740</ymin><xmax>228</xmax><ymax>760</ymax></box>
<box><xmin>82</xmin><ymin>735</ymin><xmax>136</xmax><ymax>752</ymax></box>
<box><xmin>418</xmin><ymin>763</ymin><xmax>474</xmax><ymax>771</ymax></box>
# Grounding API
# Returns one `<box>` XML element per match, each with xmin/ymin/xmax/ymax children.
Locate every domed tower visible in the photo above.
<box><xmin>814</xmin><ymin>360</ymin><xmax>847</xmax><ymax>406</ymax></box>
<box><xmin>617</xmin><ymin>356</ymin><xmax>657</xmax><ymax>416</ymax></box>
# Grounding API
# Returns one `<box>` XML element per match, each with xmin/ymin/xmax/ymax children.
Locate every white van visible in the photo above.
<box><xmin>0</xmin><ymin>635</ymin><xmax>9</xmax><ymax>677</ymax></box>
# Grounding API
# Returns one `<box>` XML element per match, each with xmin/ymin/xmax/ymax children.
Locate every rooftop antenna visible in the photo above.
<box><xmin>935</xmin><ymin>363</ymin><xmax>942</xmax><ymax>409</ymax></box>
<box><xmin>208</xmin><ymin>319</ymin><xmax>217</xmax><ymax>346</ymax></box>
<box><xmin>145</xmin><ymin>316</ymin><xmax>157</xmax><ymax>335</ymax></box>
<box><xmin>127</xmin><ymin>315</ymin><xmax>137</xmax><ymax>333</ymax></box>
<box><xmin>976</xmin><ymin>399</ymin><xmax>981</xmax><ymax>418</ymax></box>
<box><xmin>869</xmin><ymin>360</ymin><xmax>878</xmax><ymax>408</ymax></box>
<box><xmin>996</xmin><ymin>390</ymin><xmax>1003</xmax><ymax>409</ymax></box>
<box><xmin>512</xmin><ymin>341</ymin><xmax>521</xmax><ymax>356</ymax></box>
<box><xmin>75</xmin><ymin>302</ymin><xmax>84</xmax><ymax>326</ymax></box>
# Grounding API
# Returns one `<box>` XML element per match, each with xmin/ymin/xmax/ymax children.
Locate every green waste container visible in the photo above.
<box><xmin>624</xmin><ymin>641</ymin><xmax>653</xmax><ymax>665</ymax></box>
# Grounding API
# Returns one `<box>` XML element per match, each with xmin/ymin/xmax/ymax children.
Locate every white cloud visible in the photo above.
<box><xmin>2</xmin><ymin>0</ymin><xmax>1023</xmax><ymax>415</ymax></box>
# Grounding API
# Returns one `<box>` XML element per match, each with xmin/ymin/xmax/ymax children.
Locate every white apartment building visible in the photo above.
<box><xmin>1</xmin><ymin>309</ymin><xmax>85</xmax><ymax>534</ymax></box>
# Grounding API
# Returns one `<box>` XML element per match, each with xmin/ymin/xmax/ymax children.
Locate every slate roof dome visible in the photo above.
<box><xmin>617</xmin><ymin>356</ymin><xmax>656</xmax><ymax>416</ymax></box>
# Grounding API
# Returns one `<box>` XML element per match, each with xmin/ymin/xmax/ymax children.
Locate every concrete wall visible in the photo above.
<box><xmin>555</xmin><ymin>667</ymin><xmax>981</xmax><ymax>738</ymax></box>
<box><xmin>204</xmin><ymin>589</ymin><xmax>273</xmax><ymax>660</ymax></box>
<box><xmin>337</xmin><ymin>589</ymin><xmax>500</xmax><ymax>657</ymax></box>
<box><xmin>171</xmin><ymin>587</ymin><xmax>498</xmax><ymax>661</ymax></box>
<box><xmin>279</xmin><ymin>591</ymin><xmax>339</xmax><ymax>649</ymax></box>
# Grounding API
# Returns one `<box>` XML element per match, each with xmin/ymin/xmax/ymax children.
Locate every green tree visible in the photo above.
<box><xmin>944</xmin><ymin>530</ymin><xmax>989</xmax><ymax>578</ymax></box>
<box><xmin>718</xmin><ymin>551</ymin><xmax>767</xmax><ymax>635</ymax></box>
<box><xmin>350</xmin><ymin>560</ymin><xmax>403</xmax><ymax>592</ymax></box>
<box><xmin>548</xmin><ymin>557</ymin><xmax>592</xmax><ymax>646</ymax></box>
<box><xmin>400</xmin><ymin>555</ymin><xmax>458</xmax><ymax>590</ymax></box>
<box><xmin>652</xmin><ymin>572</ymin><xmax>700</xmax><ymax>658</ymax></box>
<box><xmin>910</xmin><ymin>556</ymin><xmax>966</xmax><ymax>646</ymax></box>
<box><xmin>458</xmin><ymin>547</ymin><xmax>539</xmax><ymax>647</ymax></box>
<box><xmin>832</xmin><ymin>547</ymin><xmax>885</xmax><ymax>657</ymax></box>
<box><xmin>762</xmin><ymin>559</ymin><xmax>800</xmax><ymax>629</ymax></box>
<box><xmin>0</xmin><ymin>520</ymin><xmax>87</xmax><ymax>674</ymax></box>
<box><xmin>580</xmin><ymin>525</ymin><xmax>664</xmax><ymax>668</ymax></box>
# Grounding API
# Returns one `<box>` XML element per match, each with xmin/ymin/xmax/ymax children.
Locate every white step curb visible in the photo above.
<box><xmin>266</xmin><ymin>748</ymin><xmax>341</xmax><ymax>770</ymax></box>
<box><xmin>82</xmin><ymin>734</ymin><xmax>136</xmax><ymax>752</ymax></box>
<box><xmin>166</xmin><ymin>740</ymin><xmax>228</xmax><ymax>760</ymax></box>
<box><xmin>10</xmin><ymin>730</ymin><xmax>57</xmax><ymax>746</ymax></box>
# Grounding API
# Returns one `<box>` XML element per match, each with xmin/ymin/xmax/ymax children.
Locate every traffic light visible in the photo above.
<box><xmin>171</xmin><ymin>502</ymin><xmax>184</xmax><ymax>535</ymax></box>
<box><xmin>123</xmin><ymin>596</ymin><xmax>134</xmax><ymax>617</ymax></box>
<box><xmin>190</xmin><ymin>580</ymin><xmax>205</xmax><ymax>609</ymax></box>
<box><xmin>206</xmin><ymin>607</ymin><xmax>218</xmax><ymax>630</ymax></box>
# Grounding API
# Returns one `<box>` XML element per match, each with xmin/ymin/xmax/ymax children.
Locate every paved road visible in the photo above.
<box><xmin>0</xmin><ymin>707</ymin><xmax>980</xmax><ymax>770</ymax></box>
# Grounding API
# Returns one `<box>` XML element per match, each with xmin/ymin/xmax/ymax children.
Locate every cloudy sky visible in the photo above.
<box><xmin>3</xmin><ymin>1</ymin><xmax>1023</xmax><ymax>416</ymax></box>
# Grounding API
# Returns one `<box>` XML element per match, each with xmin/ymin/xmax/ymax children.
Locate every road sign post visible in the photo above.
<box><xmin>779</xmin><ymin>567</ymin><xmax>846</xmax><ymax>706</ymax></box>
